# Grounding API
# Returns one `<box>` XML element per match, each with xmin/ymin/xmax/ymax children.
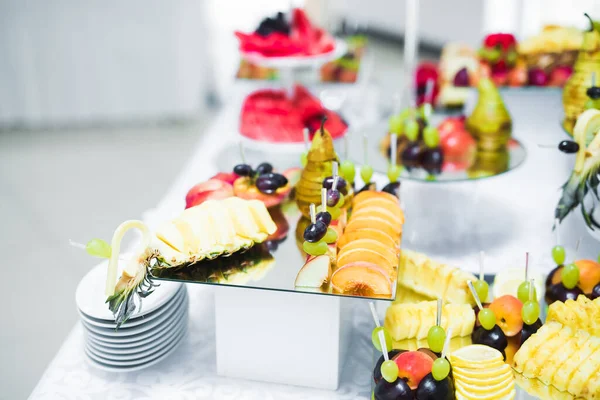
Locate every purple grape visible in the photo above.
<box><xmin>303</xmin><ymin>221</ymin><xmax>327</xmax><ymax>242</ymax></box>
<box><xmin>326</xmin><ymin>189</ymin><xmax>341</xmax><ymax>207</ymax></box>
<box><xmin>261</xmin><ymin>172</ymin><xmax>287</xmax><ymax>187</ymax></box>
<box><xmin>402</xmin><ymin>142</ymin><xmax>424</xmax><ymax>170</ymax></box>
<box><xmin>374</xmin><ymin>377</ymin><xmax>412</xmax><ymax>400</ymax></box>
<box><xmin>592</xmin><ymin>283</ymin><xmax>600</xmax><ymax>300</ymax></box>
<box><xmin>322</xmin><ymin>176</ymin><xmax>348</xmax><ymax>194</ymax></box>
<box><xmin>256</xmin><ymin>162</ymin><xmax>273</xmax><ymax>175</ymax></box>
<box><xmin>382</xmin><ymin>182</ymin><xmax>400</xmax><ymax>198</ymax></box>
<box><xmin>471</xmin><ymin>325</ymin><xmax>507</xmax><ymax>357</ymax></box>
<box><xmin>422</xmin><ymin>147</ymin><xmax>444</xmax><ymax>175</ymax></box>
<box><xmin>453</xmin><ymin>67</ymin><xmax>470</xmax><ymax>87</ymax></box>
<box><xmin>528</xmin><ymin>68</ymin><xmax>548</xmax><ymax>86</ymax></box>
<box><xmin>255</xmin><ymin>176</ymin><xmax>278</xmax><ymax>194</ymax></box>
<box><xmin>315</xmin><ymin>211</ymin><xmax>331</xmax><ymax>226</ymax></box>
<box><xmin>234</xmin><ymin>164</ymin><xmax>253</xmax><ymax>176</ymax></box>
<box><xmin>415</xmin><ymin>373</ymin><xmax>455</xmax><ymax>400</ymax></box>
<box><xmin>520</xmin><ymin>319</ymin><xmax>542</xmax><ymax>345</ymax></box>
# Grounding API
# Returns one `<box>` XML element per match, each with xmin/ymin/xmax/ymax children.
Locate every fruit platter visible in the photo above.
<box><xmin>372</xmin><ymin>77</ymin><xmax>526</xmax><ymax>182</ymax></box>
<box><xmin>235</xmin><ymin>8</ymin><xmax>346</xmax><ymax>69</ymax></box>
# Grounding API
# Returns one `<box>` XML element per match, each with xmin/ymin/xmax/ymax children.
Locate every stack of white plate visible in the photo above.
<box><xmin>76</xmin><ymin>262</ymin><xmax>188</xmax><ymax>372</ymax></box>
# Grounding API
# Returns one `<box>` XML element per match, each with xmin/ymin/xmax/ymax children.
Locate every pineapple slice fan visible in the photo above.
<box><xmin>556</xmin><ymin>109</ymin><xmax>600</xmax><ymax>229</ymax></box>
<box><xmin>102</xmin><ymin>198</ymin><xmax>276</xmax><ymax>327</ymax></box>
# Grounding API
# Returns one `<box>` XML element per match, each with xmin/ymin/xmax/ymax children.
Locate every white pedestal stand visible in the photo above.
<box><xmin>215</xmin><ymin>287</ymin><xmax>355</xmax><ymax>389</ymax></box>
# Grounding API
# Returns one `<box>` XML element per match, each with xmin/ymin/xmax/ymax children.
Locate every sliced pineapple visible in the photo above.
<box><xmin>538</xmin><ymin>330</ymin><xmax>589</xmax><ymax>386</ymax></box>
<box><xmin>384</xmin><ymin>300</ymin><xmax>475</xmax><ymax>341</ymax></box>
<box><xmin>513</xmin><ymin>322</ymin><xmax>563</xmax><ymax>373</ymax></box>
<box><xmin>223</xmin><ymin>197</ymin><xmax>266</xmax><ymax>242</ymax></box>
<box><xmin>567</xmin><ymin>346</ymin><xmax>600</xmax><ymax>396</ymax></box>
<box><xmin>547</xmin><ymin>295</ymin><xmax>600</xmax><ymax>336</ymax></box>
<box><xmin>553</xmin><ymin>335</ymin><xmax>600</xmax><ymax>392</ymax></box>
<box><xmin>522</xmin><ymin>324</ymin><xmax>571</xmax><ymax>378</ymax></box>
<box><xmin>247</xmin><ymin>199</ymin><xmax>277</xmax><ymax>235</ymax></box>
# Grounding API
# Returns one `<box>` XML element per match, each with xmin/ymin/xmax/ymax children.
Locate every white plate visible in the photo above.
<box><xmin>86</xmin><ymin>319</ymin><xmax>186</xmax><ymax>357</ymax></box>
<box><xmin>240</xmin><ymin>39</ymin><xmax>347</xmax><ymax>69</ymax></box>
<box><xmin>84</xmin><ymin>298</ymin><xmax>187</xmax><ymax>344</ymax></box>
<box><xmin>79</xmin><ymin>286</ymin><xmax>186</xmax><ymax>329</ymax></box>
<box><xmin>81</xmin><ymin>292</ymin><xmax>187</xmax><ymax>337</ymax></box>
<box><xmin>76</xmin><ymin>259</ymin><xmax>182</xmax><ymax>320</ymax></box>
<box><xmin>85</xmin><ymin>326</ymin><xmax>186</xmax><ymax>368</ymax></box>
<box><xmin>86</xmin><ymin>319</ymin><xmax>187</xmax><ymax>360</ymax></box>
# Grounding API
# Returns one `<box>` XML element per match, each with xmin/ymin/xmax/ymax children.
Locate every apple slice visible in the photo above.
<box><xmin>185</xmin><ymin>179</ymin><xmax>233</xmax><ymax>209</ymax></box>
<box><xmin>295</xmin><ymin>255</ymin><xmax>331</xmax><ymax>288</ymax></box>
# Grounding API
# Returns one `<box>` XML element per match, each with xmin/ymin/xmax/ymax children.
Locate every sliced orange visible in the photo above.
<box><xmin>337</xmin><ymin>247</ymin><xmax>394</xmax><ymax>275</ymax></box>
<box><xmin>338</xmin><ymin>238</ymin><xmax>399</xmax><ymax>266</ymax></box>
<box><xmin>345</xmin><ymin>216</ymin><xmax>401</xmax><ymax>237</ymax></box>
<box><xmin>350</xmin><ymin>207</ymin><xmax>404</xmax><ymax>230</ymax></box>
<box><xmin>354</xmin><ymin>190</ymin><xmax>398</xmax><ymax>205</ymax></box>
<box><xmin>331</xmin><ymin>262</ymin><xmax>392</xmax><ymax>296</ymax></box>
<box><xmin>338</xmin><ymin>228</ymin><xmax>399</xmax><ymax>249</ymax></box>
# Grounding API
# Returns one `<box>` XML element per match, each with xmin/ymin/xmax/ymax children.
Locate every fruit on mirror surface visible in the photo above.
<box><xmin>517</xmin><ymin>280</ymin><xmax>538</xmax><ymax>303</ymax></box>
<box><xmin>427</xmin><ymin>325</ymin><xmax>446</xmax><ymax>353</ymax></box>
<box><xmin>322</xmin><ymin>176</ymin><xmax>348</xmax><ymax>193</ymax></box>
<box><xmin>421</xmin><ymin>148</ymin><xmax>444</xmax><ymax>175</ymax></box>
<box><xmin>394</xmin><ymin>351</ymin><xmax>434</xmax><ymax>389</ymax></box>
<box><xmin>417</xmin><ymin>348</ymin><xmax>439</xmax><ymax>361</ymax></box>
<box><xmin>330</xmin><ymin>262</ymin><xmax>392</xmax><ymax>296</ymax></box>
<box><xmin>521</xmin><ymin>300</ymin><xmax>540</xmax><ymax>325</ymax></box>
<box><xmin>234</xmin><ymin>177</ymin><xmax>290</xmax><ymax>208</ymax></box>
<box><xmin>255</xmin><ymin>162</ymin><xmax>273</xmax><ymax>175</ymax></box>
<box><xmin>185</xmin><ymin>179</ymin><xmax>234</xmax><ymax>209</ymax></box>
<box><xmin>302</xmin><ymin>240</ymin><xmax>328</xmax><ymax>256</ymax></box>
<box><xmin>520</xmin><ymin>318</ymin><xmax>542</xmax><ymax>345</ymax></box>
<box><xmin>372</xmin><ymin>326</ymin><xmax>393</xmax><ymax>352</ymax></box>
<box><xmin>233</xmin><ymin>163</ymin><xmax>254</xmax><ymax>176</ymax></box>
<box><xmin>488</xmin><ymin>295</ymin><xmax>523</xmax><ymax>337</ymax></box>
<box><xmin>416</xmin><ymin>372</ymin><xmax>454</xmax><ymax>400</ymax></box>
<box><xmin>374</xmin><ymin>349</ymin><xmax>404</xmax><ymax>384</ymax></box>
<box><xmin>431</xmin><ymin>358</ymin><xmax>451</xmax><ymax>381</ymax></box>
<box><xmin>401</xmin><ymin>142</ymin><xmax>424</xmax><ymax>170</ymax></box>
<box><xmin>381</xmin><ymin>182</ymin><xmax>401</xmax><ymax>198</ymax></box>
<box><xmin>473</xmin><ymin>279</ymin><xmax>490</xmax><ymax>304</ymax></box>
<box><xmin>471</xmin><ymin>325</ymin><xmax>508</xmax><ymax>356</ymax></box>
<box><xmin>303</xmin><ymin>221</ymin><xmax>328</xmax><ymax>242</ymax></box>
<box><xmin>294</xmin><ymin>254</ymin><xmax>331</xmax><ymax>288</ymax></box>
<box><xmin>211</xmin><ymin>172</ymin><xmax>240</xmax><ymax>185</ymax></box>
<box><xmin>546</xmin><ymin>282</ymin><xmax>584</xmax><ymax>303</ymax></box>
<box><xmin>546</xmin><ymin>295</ymin><xmax>600</xmax><ymax>336</ymax></box>
<box><xmin>374</xmin><ymin>376</ymin><xmax>413</xmax><ymax>400</ymax></box>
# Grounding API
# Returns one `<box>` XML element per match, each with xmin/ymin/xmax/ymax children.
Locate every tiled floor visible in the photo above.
<box><xmin>0</xmin><ymin>37</ymin><xmax>413</xmax><ymax>399</ymax></box>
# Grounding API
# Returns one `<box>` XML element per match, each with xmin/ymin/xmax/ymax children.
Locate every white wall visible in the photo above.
<box><xmin>0</xmin><ymin>0</ymin><xmax>211</xmax><ymax>125</ymax></box>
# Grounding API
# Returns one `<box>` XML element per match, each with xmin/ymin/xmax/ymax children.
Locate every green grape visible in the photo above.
<box><xmin>426</xmin><ymin>175</ymin><xmax>436</xmax><ymax>181</ymax></box>
<box><xmin>552</xmin><ymin>245</ymin><xmax>566</xmax><ymax>265</ymax></box>
<box><xmin>478</xmin><ymin>308</ymin><xmax>496</xmax><ymax>330</ymax></box>
<box><xmin>361</xmin><ymin>165</ymin><xmax>374</xmax><ymax>183</ymax></box>
<box><xmin>488</xmin><ymin>48</ymin><xmax>501</xmax><ymax>63</ymax></box>
<box><xmin>323</xmin><ymin>227</ymin><xmax>338</xmax><ymax>244</ymax></box>
<box><xmin>506</xmin><ymin>51</ymin><xmax>517</xmax><ymax>65</ymax></box>
<box><xmin>301</xmin><ymin>152</ymin><xmax>308</xmax><ymax>167</ymax></box>
<box><xmin>423</xmin><ymin>126</ymin><xmax>440</xmax><ymax>148</ymax></box>
<box><xmin>86</xmin><ymin>239</ymin><xmax>112</xmax><ymax>258</ymax></box>
<box><xmin>522</xmin><ymin>300</ymin><xmax>540</xmax><ymax>325</ymax></box>
<box><xmin>585</xmin><ymin>99</ymin><xmax>597</xmax><ymax>110</ymax></box>
<box><xmin>399</xmin><ymin>108</ymin><xmax>412</xmax><ymax>120</ymax></box>
<box><xmin>387</xmin><ymin>164</ymin><xmax>402</xmax><ymax>182</ymax></box>
<box><xmin>561</xmin><ymin>263</ymin><xmax>580</xmax><ymax>289</ymax></box>
<box><xmin>598</xmin><ymin>253</ymin><xmax>600</xmax><ymax>263</ymax></box>
<box><xmin>432</xmin><ymin>358</ymin><xmax>450</xmax><ymax>381</ymax></box>
<box><xmin>389</xmin><ymin>114</ymin><xmax>404</xmax><ymax>135</ymax></box>
<box><xmin>427</xmin><ymin>325</ymin><xmax>446</xmax><ymax>353</ymax></box>
<box><xmin>371</xmin><ymin>326</ymin><xmax>393</xmax><ymax>352</ymax></box>
<box><xmin>473</xmin><ymin>280</ymin><xmax>489</xmax><ymax>303</ymax></box>
<box><xmin>478</xmin><ymin>47</ymin><xmax>489</xmax><ymax>59</ymax></box>
<box><xmin>340</xmin><ymin>160</ymin><xmax>356</xmax><ymax>184</ymax></box>
<box><xmin>303</xmin><ymin>240</ymin><xmax>327</xmax><ymax>256</ymax></box>
<box><xmin>329</xmin><ymin>206</ymin><xmax>342</xmax><ymax>220</ymax></box>
<box><xmin>405</xmin><ymin>120</ymin><xmax>419</xmax><ymax>141</ymax></box>
<box><xmin>338</xmin><ymin>193</ymin><xmax>346</xmax><ymax>207</ymax></box>
<box><xmin>371</xmin><ymin>391</ymin><xmax>375</xmax><ymax>400</ymax></box>
<box><xmin>517</xmin><ymin>281</ymin><xmax>537</xmax><ymax>303</ymax></box>
<box><xmin>381</xmin><ymin>360</ymin><xmax>399</xmax><ymax>383</ymax></box>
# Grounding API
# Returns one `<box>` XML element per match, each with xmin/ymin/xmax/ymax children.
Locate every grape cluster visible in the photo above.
<box><xmin>388</xmin><ymin>109</ymin><xmax>444</xmax><ymax>177</ymax></box>
<box><xmin>545</xmin><ymin>243</ymin><xmax>587</xmax><ymax>304</ymax></box>
<box><xmin>233</xmin><ymin>162</ymin><xmax>288</xmax><ymax>194</ymax></box>
<box><xmin>255</xmin><ymin>12</ymin><xmax>290</xmax><ymax>37</ymax></box>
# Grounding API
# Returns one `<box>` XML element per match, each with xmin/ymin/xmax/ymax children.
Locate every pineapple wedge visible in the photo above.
<box><xmin>384</xmin><ymin>300</ymin><xmax>475</xmax><ymax>340</ymax></box>
<box><xmin>397</xmin><ymin>250</ymin><xmax>477</xmax><ymax>306</ymax></box>
<box><xmin>514</xmin><ymin>321</ymin><xmax>600</xmax><ymax>398</ymax></box>
<box><xmin>547</xmin><ymin>295</ymin><xmax>600</xmax><ymax>336</ymax></box>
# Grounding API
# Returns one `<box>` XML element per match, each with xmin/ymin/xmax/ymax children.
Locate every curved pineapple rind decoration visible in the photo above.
<box><xmin>556</xmin><ymin>108</ymin><xmax>600</xmax><ymax>229</ymax></box>
<box><xmin>562</xmin><ymin>13</ymin><xmax>600</xmax><ymax>134</ymax></box>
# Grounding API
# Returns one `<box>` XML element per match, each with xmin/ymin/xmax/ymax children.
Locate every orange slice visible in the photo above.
<box><xmin>338</xmin><ymin>228</ymin><xmax>399</xmax><ymax>249</ymax></box>
<box><xmin>354</xmin><ymin>190</ymin><xmax>398</xmax><ymax>205</ymax></box>
<box><xmin>337</xmin><ymin>247</ymin><xmax>394</xmax><ymax>275</ymax></box>
<box><xmin>345</xmin><ymin>216</ymin><xmax>401</xmax><ymax>238</ymax></box>
<box><xmin>350</xmin><ymin>207</ymin><xmax>404</xmax><ymax>230</ymax></box>
<box><xmin>338</xmin><ymin>238</ymin><xmax>399</xmax><ymax>267</ymax></box>
<box><xmin>331</xmin><ymin>262</ymin><xmax>392</xmax><ymax>296</ymax></box>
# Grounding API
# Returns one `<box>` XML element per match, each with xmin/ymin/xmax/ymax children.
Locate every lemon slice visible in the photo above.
<box><xmin>455</xmin><ymin>373</ymin><xmax>514</xmax><ymax>396</ymax></box>
<box><xmin>492</xmin><ymin>268</ymin><xmax>544</xmax><ymax>300</ymax></box>
<box><xmin>453</xmin><ymin>363</ymin><xmax>512</xmax><ymax>383</ymax></box>
<box><xmin>449</xmin><ymin>345</ymin><xmax>504</xmax><ymax>368</ymax></box>
<box><xmin>456</xmin><ymin>385</ymin><xmax>516</xmax><ymax>400</ymax></box>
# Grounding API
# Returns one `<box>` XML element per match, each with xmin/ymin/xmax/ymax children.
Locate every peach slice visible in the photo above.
<box><xmin>550</xmin><ymin>260</ymin><xmax>600</xmax><ymax>294</ymax></box>
<box><xmin>354</xmin><ymin>190</ymin><xmax>399</xmax><ymax>204</ymax></box>
<box><xmin>488</xmin><ymin>295</ymin><xmax>524</xmax><ymax>337</ymax></box>
<box><xmin>338</xmin><ymin>228</ymin><xmax>399</xmax><ymax>249</ymax></box>
<box><xmin>330</xmin><ymin>262</ymin><xmax>392</xmax><ymax>296</ymax></box>
<box><xmin>233</xmin><ymin>177</ymin><xmax>290</xmax><ymax>208</ymax></box>
<box><xmin>337</xmin><ymin>247</ymin><xmax>394</xmax><ymax>275</ymax></box>
<box><xmin>345</xmin><ymin>216</ymin><xmax>401</xmax><ymax>238</ymax></box>
<box><xmin>353</xmin><ymin>199</ymin><xmax>404</xmax><ymax>223</ymax></box>
<box><xmin>338</xmin><ymin>238</ymin><xmax>399</xmax><ymax>266</ymax></box>
<box><xmin>350</xmin><ymin>207</ymin><xmax>404</xmax><ymax>230</ymax></box>
<box><xmin>394</xmin><ymin>350</ymin><xmax>434</xmax><ymax>389</ymax></box>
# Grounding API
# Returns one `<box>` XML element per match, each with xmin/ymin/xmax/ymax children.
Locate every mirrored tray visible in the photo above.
<box><xmin>151</xmin><ymin>199</ymin><xmax>398</xmax><ymax>301</ymax></box>
<box><xmin>347</xmin><ymin>121</ymin><xmax>527</xmax><ymax>183</ymax></box>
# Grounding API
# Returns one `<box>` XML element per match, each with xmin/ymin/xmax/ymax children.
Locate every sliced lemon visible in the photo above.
<box><xmin>454</xmin><ymin>372</ymin><xmax>514</xmax><ymax>396</ymax></box>
<box><xmin>453</xmin><ymin>363</ymin><xmax>512</xmax><ymax>383</ymax></box>
<box><xmin>456</xmin><ymin>384</ymin><xmax>515</xmax><ymax>400</ymax></box>
<box><xmin>449</xmin><ymin>345</ymin><xmax>504</xmax><ymax>369</ymax></box>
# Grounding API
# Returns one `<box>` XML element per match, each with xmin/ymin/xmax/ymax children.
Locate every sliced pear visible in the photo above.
<box><xmin>247</xmin><ymin>199</ymin><xmax>277</xmax><ymax>235</ymax></box>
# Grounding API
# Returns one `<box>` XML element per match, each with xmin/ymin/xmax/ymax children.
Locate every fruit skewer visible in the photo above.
<box><xmin>468</xmin><ymin>280</ymin><xmax>509</xmax><ymax>359</ymax></box>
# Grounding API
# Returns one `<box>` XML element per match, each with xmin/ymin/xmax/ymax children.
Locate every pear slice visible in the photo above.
<box><xmin>295</xmin><ymin>255</ymin><xmax>331</xmax><ymax>288</ymax></box>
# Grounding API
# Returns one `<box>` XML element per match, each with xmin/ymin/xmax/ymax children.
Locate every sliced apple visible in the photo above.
<box><xmin>185</xmin><ymin>179</ymin><xmax>233</xmax><ymax>209</ymax></box>
<box><xmin>295</xmin><ymin>255</ymin><xmax>331</xmax><ymax>288</ymax></box>
<box><xmin>331</xmin><ymin>262</ymin><xmax>392</xmax><ymax>296</ymax></box>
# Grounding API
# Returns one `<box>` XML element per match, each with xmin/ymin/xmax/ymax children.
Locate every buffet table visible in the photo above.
<box><xmin>29</xmin><ymin>85</ymin><xmax>598</xmax><ymax>399</ymax></box>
